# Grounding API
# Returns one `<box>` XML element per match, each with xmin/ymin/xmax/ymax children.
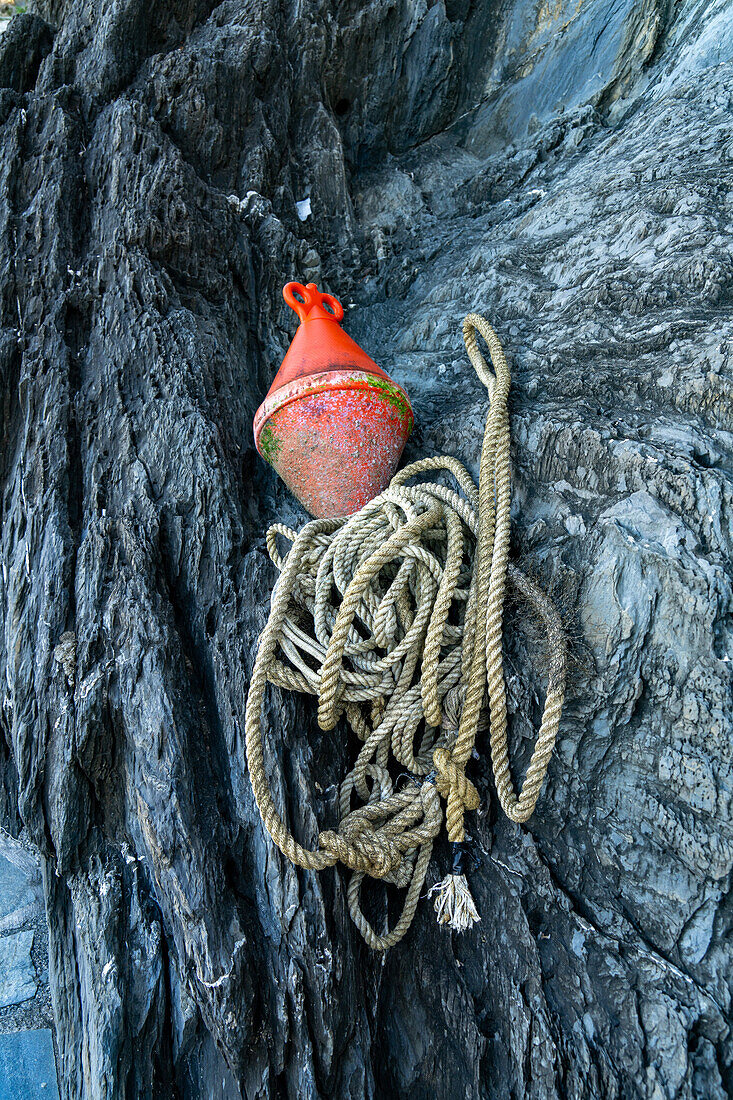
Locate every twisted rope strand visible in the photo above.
<box><xmin>244</xmin><ymin>314</ymin><xmax>568</xmax><ymax>948</ymax></box>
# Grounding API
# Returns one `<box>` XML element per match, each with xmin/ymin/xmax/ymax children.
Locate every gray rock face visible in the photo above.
<box><xmin>0</xmin><ymin>1028</ymin><xmax>60</xmax><ymax>1100</ymax></box>
<box><xmin>0</xmin><ymin>930</ymin><xmax>36</xmax><ymax>1008</ymax></box>
<box><xmin>0</xmin><ymin>0</ymin><xmax>730</xmax><ymax>1097</ymax></box>
<box><xmin>0</xmin><ymin>846</ymin><xmax>42</xmax><ymax>932</ymax></box>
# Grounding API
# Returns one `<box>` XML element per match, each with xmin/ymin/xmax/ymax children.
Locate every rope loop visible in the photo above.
<box><xmin>244</xmin><ymin>314</ymin><xmax>568</xmax><ymax>948</ymax></box>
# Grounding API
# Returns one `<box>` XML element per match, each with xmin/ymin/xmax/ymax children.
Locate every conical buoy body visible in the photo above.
<box><xmin>253</xmin><ymin>282</ymin><xmax>413</xmax><ymax>518</ymax></box>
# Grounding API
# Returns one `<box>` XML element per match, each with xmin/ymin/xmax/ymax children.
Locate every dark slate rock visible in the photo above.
<box><xmin>0</xmin><ymin>13</ymin><xmax>53</xmax><ymax>94</ymax></box>
<box><xmin>0</xmin><ymin>0</ymin><xmax>730</xmax><ymax>1097</ymax></box>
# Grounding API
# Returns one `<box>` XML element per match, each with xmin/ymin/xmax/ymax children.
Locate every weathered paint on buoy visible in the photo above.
<box><xmin>253</xmin><ymin>282</ymin><xmax>414</xmax><ymax>518</ymax></box>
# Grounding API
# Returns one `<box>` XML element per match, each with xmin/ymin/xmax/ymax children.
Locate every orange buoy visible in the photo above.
<box><xmin>253</xmin><ymin>282</ymin><xmax>414</xmax><ymax>518</ymax></box>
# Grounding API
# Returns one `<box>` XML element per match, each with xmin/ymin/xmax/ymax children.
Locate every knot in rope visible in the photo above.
<box><xmin>319</xmin><ymin>779</ymin><xmax>441</xmax><ymax>888</ymax></box>
<box><xmin>319</xmin><ymin>825</ymin><xmax>406</xmax><ymax>882</ymax></box>
<box><xmin>432</xmin><ymin>745</ymin><xmax>480</xmax><ymax>842</ymax></box>
<box><xmin>244</xmin><ymin>313</ymin><xmax>568</xmax><ymax>949</ymax></box>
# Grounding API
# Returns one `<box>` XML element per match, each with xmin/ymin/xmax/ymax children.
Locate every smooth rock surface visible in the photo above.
<box><xmin>0</xmin><ymin>1029</ymin><xmax>60</xmax><ymax>1100</ymax></box>
<box><xmin>0</xmin><ymin>931</ymin><xmax>36</xmax><ymax>1008</ymax></box>
<box><xmin>0</xmin><ymin>847</ymin><xmax>43</xmax><ymax>933</ymax></box>
<box><xmin>0</xmin><ymin>0</ymin><xmax>730</xmax><ymax>1098</ymax></box>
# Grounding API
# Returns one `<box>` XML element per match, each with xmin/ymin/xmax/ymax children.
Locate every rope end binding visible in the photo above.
<box><xmin>428</xmin><ymin>843</ymin><xmax>480</xmax><ymax>932</ymax></box>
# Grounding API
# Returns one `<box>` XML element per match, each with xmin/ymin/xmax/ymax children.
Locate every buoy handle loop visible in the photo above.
<box><xmin>283</xmin><ymin>281</ymin><xmax>345</xmax><ymax>323</ymax></box>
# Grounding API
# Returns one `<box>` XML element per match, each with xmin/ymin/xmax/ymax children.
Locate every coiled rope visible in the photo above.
<box><xmin>245</xmin><ymin>314</ymin><xmax>567</xmax><ymax>950</ymax></box>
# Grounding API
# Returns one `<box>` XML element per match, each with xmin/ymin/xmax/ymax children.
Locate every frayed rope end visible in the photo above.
<box><xmin>428</xmin><ymin>873</ymin><xmax>480</xmax><ymax>931</ymax></box>
<box><xmin>428</xmin><ymin>842</ymin><xmax>480</xmax><ymax>931</ymax></box>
